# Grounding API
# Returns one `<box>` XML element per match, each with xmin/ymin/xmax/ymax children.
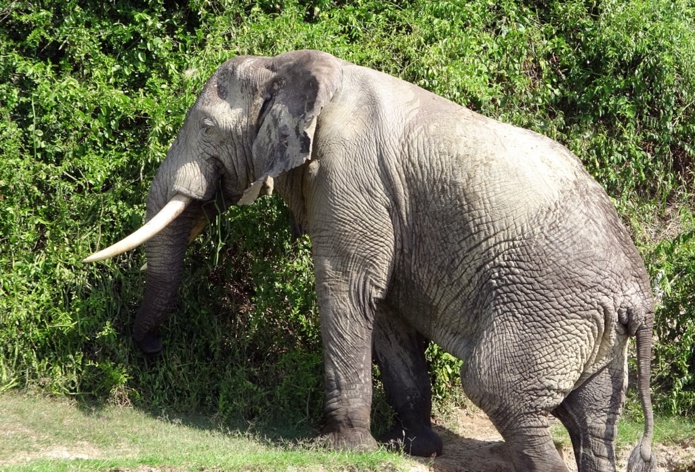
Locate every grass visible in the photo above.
<box><xmin>0</xmin><ymin>392</ymin><xmax>420</xmax><ymax>471</ymax></box>
<box><xmin>550</xmin><ymin>413</ymin><xmax>695</xmax><ymax>450</ymax></box>
<box><xmin>618</xmin><ymin>415</ymin><xmax>695</xmax><ymax>448</ymax></box>
<box><xmin>3</xmin><ymin>392</ymin><xmax>693</xmax><ymax>471</ymax></box>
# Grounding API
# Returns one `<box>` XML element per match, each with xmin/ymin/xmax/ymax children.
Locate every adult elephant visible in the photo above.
<box><xmin>85</xmin><ymin>50</ymin><xmax>657</xmax><ymax>471</ymax></box>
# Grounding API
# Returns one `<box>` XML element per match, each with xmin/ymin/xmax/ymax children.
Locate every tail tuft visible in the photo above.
<box><xmin>627</xmin><ymin>439</ymin><xmax>658</xmax><ymax>472</ymax></box>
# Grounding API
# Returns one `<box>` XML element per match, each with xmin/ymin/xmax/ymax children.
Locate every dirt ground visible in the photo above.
<box><xmin>409</xmin><ymin>408</ymin><xmax>695</xmax><ymax>472</ymax></box>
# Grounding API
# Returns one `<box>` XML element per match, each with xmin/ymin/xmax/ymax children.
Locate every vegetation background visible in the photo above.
<box><xmin>1</xmin><ymin>0</ymin><xmax>694</xmax><ymax>438</ymax></box>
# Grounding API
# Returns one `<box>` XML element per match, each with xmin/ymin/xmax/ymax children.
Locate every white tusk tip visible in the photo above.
<box><xmin>83</xmin><ymin>254</ymin><xmax>106</xmax><ymax>263</ymax></box>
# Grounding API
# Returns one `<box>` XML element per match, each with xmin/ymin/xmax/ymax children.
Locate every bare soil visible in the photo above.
<box><xmin>409</xmin><ymin>408</ymin><xmax>695</xmax><ymax>472</ymax></box>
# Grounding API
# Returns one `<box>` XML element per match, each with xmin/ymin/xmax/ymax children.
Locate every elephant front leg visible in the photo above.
<box><xmin>314</xmin><ymin>257</ymin><xmax>384</xmax><ymax>452</ymax></box>
<box><xmin>373</xmin><ymin>306</ymin><xmax>443</xmax><ymax>457</ymax></box>
<box><xmin>322</xmin><ymin>340</ymin><xmax>377</xmax><ymax>451</ymax></box>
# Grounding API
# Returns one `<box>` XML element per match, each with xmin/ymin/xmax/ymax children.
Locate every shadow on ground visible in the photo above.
<box><xmin>411</xmin><ymin>423</ymin><xmax>514</xmax><ymax>472</ymax></box>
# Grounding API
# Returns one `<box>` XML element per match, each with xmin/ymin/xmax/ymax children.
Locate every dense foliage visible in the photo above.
<box><xmin>1</xmin><ymin>0</ymin><xmax>694</xmax><ymax>432</ymax></box>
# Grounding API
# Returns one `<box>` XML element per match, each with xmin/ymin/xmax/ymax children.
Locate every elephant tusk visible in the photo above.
<box><xmin>188</xmin><ymin>214</ymin><xmax>208</xmax><ymax>244</ymax></box>
<box><xmin>138</xmin><ymin>215</ymin><xmax>206</xmax><ymax>272</ymax></box>
<box><xmin>83</xmin><ymin>194</ymin><xmax>192</xmax><ymax>263</ymax></box>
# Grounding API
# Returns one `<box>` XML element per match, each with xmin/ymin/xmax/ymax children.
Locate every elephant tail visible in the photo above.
<box><xmin>626</xmin><ymin>318</ymin><xmax>658</xmax><ymax>472</ymax></box>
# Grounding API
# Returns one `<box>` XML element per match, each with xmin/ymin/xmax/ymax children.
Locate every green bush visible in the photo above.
<box><xmin>1</xmin><ymin>0</ymin><xmax>694</xmax><ymax>430</ymax></box>
<box><xmin>648</xmin><ymin>220</ymin><xmax>695</xmax><ymax>415</ymax></box>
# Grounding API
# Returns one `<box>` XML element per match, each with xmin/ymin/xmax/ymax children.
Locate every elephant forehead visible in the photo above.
<box><xmin>227</xmin><ymin>57</ymin><xmax>273</xmax><ymax>88</ymax></box>
<box><xmin>216</xmin><ymin>56</ymin><xmax>268</xmax><ymax>83</ymax></box>
<box><xmin>197</xmin><ymin>57</ymin><xmax>270</xmax><ymax>108</ymax></box>
<box><xmin>199</xmin><ymin>99</ymin><xmax>246</xmax><ymax>128</ymax></box>
<box><xmin>193</xmin><ymin>79</ymin><xmax>253</xmax><ymax>133</ymax></box>
<box><xmin>198</xmin><ymin>79</ymin><xmax>248</xmax><ymax>111</ymax></box>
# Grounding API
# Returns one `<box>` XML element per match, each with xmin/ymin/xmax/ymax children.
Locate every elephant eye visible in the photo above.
<box><xmin>258</xmin><ymin>95</ymin><xmax>274</xmax><ymax>127</ymax></box>
<box><xmin>201</xmin><ymin>118</ymin><xmax>216</xmax><ymax>136</ymax></box>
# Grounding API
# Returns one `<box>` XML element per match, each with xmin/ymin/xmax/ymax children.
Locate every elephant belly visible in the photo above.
<box><xmin>387</xmin><ymin>214</ymin><xmax>628</xmax><ymax>375</ymax></box>
<box><xmin>388</xmin><ymin>253</ymin><xmax>622</xmax><ymax>402</ymax></box>
<box><xmin>386</xmin><ymin>261</ymin><xmax>490</xmax><ymax>361</ymax></box>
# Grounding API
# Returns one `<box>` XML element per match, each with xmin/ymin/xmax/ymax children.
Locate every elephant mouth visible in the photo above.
<box><xmin>83</xmin><ymin>194</ymin><xmax>193</xmax><ymax>263</ymax></box>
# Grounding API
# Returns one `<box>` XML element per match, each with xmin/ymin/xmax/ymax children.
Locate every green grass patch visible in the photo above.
<box><xmin>551</xmin><ymin>412</ymin><xmax>695</xmax><ymax>449</ymax></box>
<box><xmin>0</xmin><ymin>392</ymin><xmax>419</xmax><ymax>471</ymax></box>
<box><xmin>621</xmin><ymin>415</ymin><xmax>695</xmax><ymax>448</ymax></box>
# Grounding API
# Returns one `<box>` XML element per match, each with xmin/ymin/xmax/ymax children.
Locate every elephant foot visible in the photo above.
<box><xmin>322</xmin><ymin>428</ymin><xmax>378</xmax><ymax>452</ymax></box>
<box><xmin>135</xmin><ymin>331</ymin><xmax>163</xmax><ymax>356</ymax></box>
<box><xmin>379</xmin><ymin>425</ymin><xmax>443</xmax><ymax>457</ymax></box>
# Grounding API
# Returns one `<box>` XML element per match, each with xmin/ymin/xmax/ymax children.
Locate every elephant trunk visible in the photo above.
<box><xmin>83</xmin><ymin>190</ymin><xmax>200</xmax><ymax>355</ymax></box>
<box><xmin>133</xmin><ymin>220</ymin><xmax>191</xmax><ymax>354</ymax></box>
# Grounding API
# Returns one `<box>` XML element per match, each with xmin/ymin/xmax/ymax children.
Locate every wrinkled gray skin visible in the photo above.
<box><xmin>133</xmin><ymin>50</ymin><xmax>657</xmax><ymax>471</ymax></box>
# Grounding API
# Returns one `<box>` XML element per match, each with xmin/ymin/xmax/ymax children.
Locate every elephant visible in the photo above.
<box><xmin>85</xmin><ymin>49</ymin><xmax>658</xmax><ymax>471</ymax></box>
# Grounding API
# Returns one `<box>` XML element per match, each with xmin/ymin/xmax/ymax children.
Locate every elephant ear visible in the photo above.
<box><xmin>243</xmin><ymin>51</ymin><xmax>342</xmax><ymax>204</ymax></box>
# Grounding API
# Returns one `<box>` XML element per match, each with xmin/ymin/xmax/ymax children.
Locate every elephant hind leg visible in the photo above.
<box><xmin>484</xmin><ymin>406</ymin><xmax>569</xmax><ymax>472</ymax></box>
<box><xmin>458</xmin><ymin>326</ymin><xmax>575</xmax><ymax>471</ymax></box>
<box><xmin>460</xmin><ymin>372</ymin><xmax>569</xmax><ymax>471</ymax></box>
<box><xmin>553</xmin><ymin>358</ymin><xmax>626</xmax><ymax>472</ymax></box>
<box><xmin>373</xmin><ymin>306</ymin><xmax>443</xmax><ymax>457</ymax></box>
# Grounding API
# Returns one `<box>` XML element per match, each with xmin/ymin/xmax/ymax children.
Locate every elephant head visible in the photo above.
<box><xmin>84</xmin><ymin>50</ymin><xmax>343</xmax><ymax>354</ymax></box>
